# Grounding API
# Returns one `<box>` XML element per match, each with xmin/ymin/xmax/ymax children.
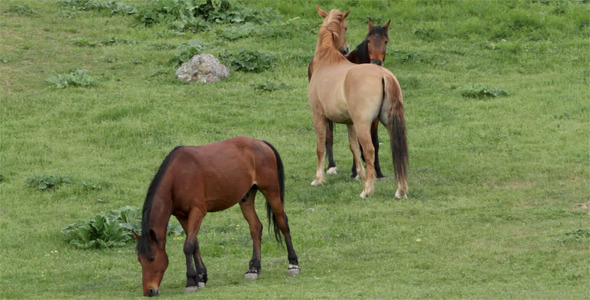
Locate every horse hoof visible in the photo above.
<box><xmin>184</xmin><ymin>286</ymin><xmax>199</xmax><ymax>294</ymax></box>
<box><xmin>326</xmin><ymin>167</ymin><xmax>338</xmax><ymax>175</ymax></box>
<box><xmin>395</xmin><ymin>190</ymin><xmax>407</xmax><ymax>199</ymax></box>
<box><xmin>360</xmin><ymin>191</ymin><xmax>367</xmax><ymax>198</ymax></box>
<box><xmin>198</xmin><ymin>282</ymin><xmax>206</xmax><ymax>288</ymax></box>
<box><xmin>288</xmin><ymin>265</ymin><xmax>300</xmax><ymax>275</ymax></box>
<box><xmin>245</xmin><ymin>273</ymin><xmax>259</xmax><ymax>281</ymax></box>
<box><xmin>311</xmin><ymin>180</ymin><xmax>323</xmax><ymax>186</ymax></box>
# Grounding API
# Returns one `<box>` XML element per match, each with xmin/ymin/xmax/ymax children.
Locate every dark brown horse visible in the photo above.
<box><xmin>135</xmin><ymin>137</ymin><xmax>300</xmax><ymax>297</ymax></box>
<box><xmin>308</xmin><ymin>19</ymin><xmax>391</xmax><ymax>179</ymax></box>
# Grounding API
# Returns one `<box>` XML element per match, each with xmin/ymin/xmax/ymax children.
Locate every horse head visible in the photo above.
<box><xmin>366</xmin><ymin>19</ymin><xmax>390</xmax><ymax>66</ymax></box>
<box><xmin>136</xmin><ymin>229</ymin><xmax>169</xmax><ymax>297</ymax></box>
<box><xmin>316</xmin><ymin>7</ymin><xmax>350</xmax><ymax>56</ymax></box>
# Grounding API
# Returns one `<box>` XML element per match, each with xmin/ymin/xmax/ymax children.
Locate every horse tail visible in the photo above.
<box><xmin>137</xmin><ymin>146</ymin><xmax>184</xmax><ymax>255</ymax></box>
<box><xmin>383</xmin><ymin>73</ymin><xmax>409</xmax><ymax>195</ymax></box>
<box><xmin>262</xmin><ymin>140</ymin><xmax>284</xmax><ymax>245</ymax></box>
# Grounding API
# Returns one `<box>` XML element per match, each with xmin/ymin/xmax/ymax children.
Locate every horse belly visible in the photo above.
<box><xmin>205</xmin><ymin>177</ymin><xmax>253</xmax><ymax>212</ymax></box>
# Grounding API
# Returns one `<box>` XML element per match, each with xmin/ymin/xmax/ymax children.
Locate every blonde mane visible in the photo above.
<box><xmin>314</xmin><ymin>10</ymin><xmax>348</xmax><ymax>65</ymax></box>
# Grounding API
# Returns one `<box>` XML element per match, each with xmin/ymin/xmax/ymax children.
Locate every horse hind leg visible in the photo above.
<box><xmin>263</xmin><ymin>191</ymin><xmax>300</xmax><ymax>276</ymax></box>
<box><xmin>346</xmin><ymin>124</ymin><xmax>365</xmax><ymax>181</ymax></box>
<box><xmin>239</xmin><ymin>188</ymin><xmax>263</xmax><ymax>280</ymax></box>
<box><xmin>371</xmin><ymin>119</ymin><xmax>385</xmax><ymax>179</ymax></box>
<box><xmin>354</xmin><ymin>123</ymin><xmax>376</xmax><ymax>198</ymax></box>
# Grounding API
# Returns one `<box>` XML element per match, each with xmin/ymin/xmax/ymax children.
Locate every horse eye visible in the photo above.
<box><xmin>149</xmin><ymin>257</ymin><xmax>155</xmax><ymax>262</ymax></box>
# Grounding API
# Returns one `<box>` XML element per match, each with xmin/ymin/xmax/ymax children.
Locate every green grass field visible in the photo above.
<box><xmin>1</xmin><ymin>0</ymin><xmax>588</xmax><ymax>298</ymax></box>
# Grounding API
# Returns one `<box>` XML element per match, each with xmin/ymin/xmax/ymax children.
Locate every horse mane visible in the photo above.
<box><xmin>347</xmin><ymin>40</ymin><xmax>370</xmax><ymax>64</ymax></box>
<box><xmin>314</xmin><ymin>11</ymin><xmax>348</xmax><ymax>65</ymax></box>
<box><xmin>136</xmin><ymin>146</ymin><xmax>184</xmax><ymax>255</ymax></box>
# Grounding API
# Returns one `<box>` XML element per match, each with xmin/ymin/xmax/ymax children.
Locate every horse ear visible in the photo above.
<box><xmin>385</xmin><ymin>20</ymin><xmax>391</xmax><ymax>31</ymax></box>
<box><xmin>316</xmin><ymin>6</ymin><xmax>328</xmax><ymax>18</ymax></box>
<box><xmin>133</xmin><ymin>231</ymin><xmax>141</xmax><ymax>241</ymax></box>
<box><xmin>342</xmin><ymin>11</ymin><xmax>350</xmax><ymax>20</ymax></box>
<box><xmin>149</xmin><ymin>229</ymin><xmax>159</xmax><ymax>244</ymax></box>
<box><xmin>368</xmin><ymin>19</ymin><xmax>374</xmax><ymax>30</ymax></box>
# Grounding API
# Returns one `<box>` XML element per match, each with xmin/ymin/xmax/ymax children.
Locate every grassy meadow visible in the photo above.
<box><xmin>1</xmin><ymin>0</ymin><xmax>589</xmax><ymax>298</ymax></box>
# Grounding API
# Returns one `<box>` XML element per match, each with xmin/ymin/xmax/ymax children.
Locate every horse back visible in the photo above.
<box><xmin>164</xmin><ymin>137</ymin><xmax>278</xmax><ymax>213</ymax></box>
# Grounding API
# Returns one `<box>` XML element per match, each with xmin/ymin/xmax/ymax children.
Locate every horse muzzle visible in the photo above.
<box><xmin>340</xmin><ymin>46</ymin><xmax>350</xmax><ymax>56</ymax></box>
<box><xmin>371</xmin><ymin>59</ymin><xmax>383</xmax><ymax>66</ymax></box>
<box><xmin>145</xmin><ymin>288</ymin><xmax>160</xmax><ymax>297</ymax></box>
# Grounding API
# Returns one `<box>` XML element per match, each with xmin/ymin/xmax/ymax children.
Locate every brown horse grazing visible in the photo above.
<box><xmin>307</xmin><ymin>19</ymin><xmax>390</xmax><ymax>179</ymax></box>
<box><xmin>135</xmin><ymin>137</ymin><xmax>300</xmax><ymax>297</ymax></box>
<box><xmin>309</xmin><ymin>7</ymin><xmax>408</xmax><ymax>199</ymax></box>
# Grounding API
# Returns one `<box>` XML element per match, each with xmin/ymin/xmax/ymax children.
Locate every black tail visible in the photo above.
<box><xmin>262</xmin><ymin>140</ymin><xmax>284</xmax><ymax>245</ymax></box>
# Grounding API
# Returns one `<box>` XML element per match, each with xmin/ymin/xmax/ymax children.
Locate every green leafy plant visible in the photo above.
<box><xmin>57</xmin><ymin>0</ymin><xmax>136</xmax><ymax>15</ymax></box>
<box><xmin>62</xmin><ymin>215</ymin><xmax>128</xmax><ymax>249</ymax></box>
<box><xmin>62</xmin><ymin>206</ymin><xmax>183</xmax><ymax>249</ymax></box>
<box><xmin>135</xmin><ymin>0</ymin><xmax>202</xmax><ymax>27</ymax></box>
<box><xmin>70</xmin><ymin>37</ymin><xmax>98</xmax><ymax>47</ymax></box>
<box><xmin>221</xmin><ymin>49</ymin><xmax>272</xmax><ymax>72</ymax></box>
<box><xmin>217</xmin><ymin>23</ymin><xmax>259</xmax><ymax>41</ymax></box>
<box><xmin>461</xmin><ymin>84</ymin><xmax>510</xmax><ymax>98</ymax></box>
<box><xmin>251</xmin><ymin>82</ymin><xmax>291</xmax><ymax>92</ymax></box>
<box><xmin>26</xmin><ymin>175</ymin><xmax>71</xmax><ymax>191</ymax></box>
<box><xmin>7</xmin><ymin>5</ymin><xmax>36</xmax><ymax>16</ymax></box>
<box><xmin>391</xmin><ymin>49</ymin><xmax>429</xmax><ymax>64</ymax></box>
<box><xmin>557</xmin><ymin>229</ymin><xmax>590</xmax><ymax>243</ymax></box>
<box><xmin>45</xmin><ymin>69</ymin><xmax>97</xmax><ymax>88</ymax></box>
<box><xmin>80</xmin><ymin>180</ymin><xmax>102</xmax><ymax>191</ymax></box>
<box><xmin>135</xmin><ymin>0</ymin><xmax>278</xmax><ymax>29</ymax></box>
<box><xmin>169</xmin><ymin>39</ymin><xmax>207</xmax><ymax>66</ymax></box>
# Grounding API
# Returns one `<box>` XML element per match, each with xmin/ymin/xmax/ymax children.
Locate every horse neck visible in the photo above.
<box><xmin>347</xmin><ymin>40</ymin><xmax>370</xmax><ymax>64</ymax></box>
<box><xmin>313</xmin><ymin>26</ymin><xmax>347</xmax><ymax>67</ymax></box>
<box><xmin>148</xmin><ymin>195</ymin><xmax>172</xmax><ymax>240</ymax></box>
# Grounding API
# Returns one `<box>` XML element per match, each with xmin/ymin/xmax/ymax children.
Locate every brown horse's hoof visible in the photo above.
<box><xmin>184</xmin><ymin>286</ymin><xmax>199</xmax><ymax>293</ymax></box>
<box><xmin>288</xmin><ymin>265</ymin><xmax>300</xmax><ymax>275</ymax></box>
<box><xmin>245</xmin><ymin>273</ymin><xmax>259</xmax><ymax>281</ymax></box>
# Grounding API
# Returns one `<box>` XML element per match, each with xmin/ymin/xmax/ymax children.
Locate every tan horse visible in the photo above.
<box><xmin>308</xmin><ymin>7</ymin><xmax>408</xmax><ymax>199</ymax></box>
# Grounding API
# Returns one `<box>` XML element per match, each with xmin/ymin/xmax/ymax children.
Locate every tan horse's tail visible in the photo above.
<box><xmin>383</xmin><ymin>73</ymin><xmax>408</xmax><ymax>195</ymax></box>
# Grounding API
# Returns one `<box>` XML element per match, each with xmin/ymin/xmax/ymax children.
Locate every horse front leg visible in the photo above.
<box><xmin>180</xmin><ymin>209</ymin><xmax>206</xmax><ymax>293</ymax></box>
<box><xmin>312</xmin><ymin>115</ymin><xmax>328</xmax><ymax>186</ymax></box>
<box><xmin>325</xmin><ymin>120</ymin><xmax>338</xmax><ymax>175</ymax></box>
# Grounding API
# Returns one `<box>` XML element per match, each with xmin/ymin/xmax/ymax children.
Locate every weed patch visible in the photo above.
<box><xmin>461</xmin><ymin>84</ymin><xmax>510</xmax><ymax>98</ymax></box>
<box><xmin>62</xmin><ymin>206</ymin><xmax>183</xmax><ymax>249</ymax></box>
<box><xmin>557</xmin><ymin>228</ymin><xmax>590</xmax><ymax>243</ymax></box>
<box><xmin>251</xmin><ymin>82</ymin><xmax>291</xmax><ymax>92</ymax></box>
<box><xmin>169</xmin><ymin>39</ymin><xmax>208</xmax><ymax>66</ymax></box>
<box><xmin>45</xmin><ymin>69</ymin><xmax>97</xmax><ymax>88</ymax></box>
<box><xmin>26</xmin><ymin>175</ymin><xmax>71</xmax><ymax>191</ymax></box>
<box><xmin>221</xmin><ymin>49</ymin><xmax>272</xmax><ymax>72</ymax></box>
<box><xmin>7</xmin><ymin>5</ymin><xmax>36</xmax><ymax>16</ymax></box>
<box><xmin>57</xmin><ymin>0</ymin><xmax>136</xmax><ymax>15</ymax></box>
